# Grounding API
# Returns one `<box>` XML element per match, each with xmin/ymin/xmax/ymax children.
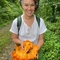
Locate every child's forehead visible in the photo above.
<box><xmin>22</xmin><ymin>0</ymin><xmax>35</xmax><ymax>3</ymax></box>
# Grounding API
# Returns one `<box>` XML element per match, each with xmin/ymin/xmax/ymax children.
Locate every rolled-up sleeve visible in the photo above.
<box><xmin>39</xmin><ymin>18</ymin><xmax>47</xmax><ymax>34</ymax></box>
<box><xmin>10</xmin><ymin>18</ymin><xmax>18</xmax><ymax>34</ymax></box>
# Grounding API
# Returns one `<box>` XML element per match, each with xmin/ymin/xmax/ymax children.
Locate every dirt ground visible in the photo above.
<box><xmin>0</xmin><ymin>42</ymin><xmax>14</xmax><ymax>60</ymax></box>
<box><xmin>0</xmin><ymin>24</ymin><xmax>14</xmax><ymax>60</ymax></box>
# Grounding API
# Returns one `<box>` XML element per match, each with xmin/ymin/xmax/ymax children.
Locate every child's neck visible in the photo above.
<box><xmin>23</xmin><ymin>14</ymin><xmax>34</xmax><ymax>20</ymax></box>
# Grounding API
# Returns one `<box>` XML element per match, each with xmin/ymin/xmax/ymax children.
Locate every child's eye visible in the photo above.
<box><xmin>24</xmin><ymin>4</ymin><xmax>35</xmax><ymax>7</ymax></box>
<box><xmin>25</xmin><ymin>4</ymin><xmax>28</xmax><ymax>6</ymax></box>
<box><xmin>31</xmin><ymin>4</ymin><xmax>35</xmax><ymax>6</ymax></box>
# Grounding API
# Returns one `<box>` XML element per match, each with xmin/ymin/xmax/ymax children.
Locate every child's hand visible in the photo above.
<box><xmin>20</xmin><ymin>41</ymin><xmax>24</xmax><ymax>49</ymax></box>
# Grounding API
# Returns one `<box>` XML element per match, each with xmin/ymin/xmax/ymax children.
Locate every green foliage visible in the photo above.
<box><xmin>0</xmin><ymin>0</ymin><xmax>7</xmax><ymax>7</ymax></box>
<box><xmin>0</xmin><ymin>28</ymin><xmax>11</xmax><ymax>53</ymax></box>
<box><xmin>37</xmin><ymin>1</ymin><xmax>60</xmax><ymax>59</ymax></box>
<box><xmin>0</xmin><ymin>0</ymin><xmax>23</xmax><ymax>28</ymax></box>
<box><xmin>42</xmin><ymin>30</ymin><xmax>60</xmax><ymax>60</ymax></box>
<box><xmin>39</xmin><ymin>0</ymin><xmax>60</xmax><ymax>22</ymax></box>
<box><xmin>41</xmin><ymin>16</ymin><xmax>60</xmax><ymax>59</ymax></box>
<box><xmin>6</xmin><ymin>0</ymin><xmax>17</xmax><ymax>3</ymax></box>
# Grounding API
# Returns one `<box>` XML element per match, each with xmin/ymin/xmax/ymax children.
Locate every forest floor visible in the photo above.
<box><xmin>0</xmin><ymin>24</ymin><xmax>14</xmax><ymax>60</ymax></box>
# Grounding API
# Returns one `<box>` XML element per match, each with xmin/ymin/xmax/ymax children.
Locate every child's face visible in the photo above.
<box><xmin>21</xmin><ymin>0</ymin><xmax>35</xmax><ymax>17</ymax></box>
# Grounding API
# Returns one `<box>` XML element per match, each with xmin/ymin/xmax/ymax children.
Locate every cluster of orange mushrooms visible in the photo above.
<box><xmin>12</xmin><ymin>40</ymin><xmax>39</xmax><ymax>60</ymax></box>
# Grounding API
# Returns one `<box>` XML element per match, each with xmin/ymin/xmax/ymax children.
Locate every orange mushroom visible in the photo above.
<box><xmin>12</xmin><ymin>40</ymin><xmax>38</xmax><ymax>60</ymax></box>
<box><xmin>23</xmin><ymin>40</ymin><xmax>33</xmax><ymax>52</ymax></box>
